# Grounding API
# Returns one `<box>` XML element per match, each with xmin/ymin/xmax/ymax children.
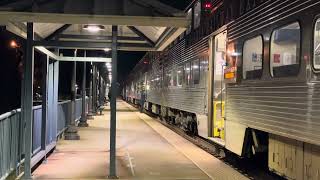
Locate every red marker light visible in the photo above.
<box><xmin>204</xmin><ymin>3</ymin><xmax>212</xmax><ymax>9</ymax></box>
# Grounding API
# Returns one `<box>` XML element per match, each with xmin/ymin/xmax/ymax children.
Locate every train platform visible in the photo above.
<box><xmin>32</xmin><ymin>100</ymin><xmax>248</xmax><ymax>180</ymax></box>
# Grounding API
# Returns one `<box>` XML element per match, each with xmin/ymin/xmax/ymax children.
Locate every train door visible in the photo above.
<box><xmin>208</xmin><ymin>31</ymin><xmax>227</xmax><ymax>145</ymax></box>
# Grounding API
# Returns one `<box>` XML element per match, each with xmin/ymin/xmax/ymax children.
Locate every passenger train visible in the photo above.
<box><xmin>124</xmin><ymin>0</ymin><xmax>320</xmax><ymax>179</ymax></box>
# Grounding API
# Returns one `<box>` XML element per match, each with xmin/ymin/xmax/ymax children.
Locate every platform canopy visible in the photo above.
<box><xmin>0</xmin><ymin>0</ymin><xmax>189</xmax><ymax>51</ymax></box>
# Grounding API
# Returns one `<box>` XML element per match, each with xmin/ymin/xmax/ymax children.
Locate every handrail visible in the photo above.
<box><xmin>0</xmin><ymin>97</ymin><xmax>88</xmax><ymax>122</ymax></box>
<box><xmin>33</xmin><ymin>105</ymin><xmax>42</xmax><ymax>110</ymax></box>
<box><xmin>0</xmin><ymin>104</ymin><xmax>46</xmax><ymax>121</ymax></box>
<box><xmin>58</xmin><ymin>100</ymin><xmax>71</xmax><ymax>105</ymax></box>
<box><xmin>0</xmin><ymin>110</ymin><xmax>18</xmax><ymax>121</ymax></box>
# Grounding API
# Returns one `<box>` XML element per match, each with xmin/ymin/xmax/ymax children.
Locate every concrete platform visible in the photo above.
<box><xmin>33</xmin><ymin>100</ymin><xmax>248</xmax><ymax>180</ymax></box>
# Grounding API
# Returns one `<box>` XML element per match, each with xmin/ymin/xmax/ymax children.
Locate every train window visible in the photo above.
<box><xmin>200</xmin><ymin>57</ymin><xmax>208</xmax><ymax>85</ymax></box>
<box><xmin>192</xmin><ymin>59</ymin><xmax>200</xmax><ymax>85</ymax></box>
<box><xmin>172</xmin><ymin>70</ymin><xmax>177</xmax><ymax>86</ymax></box>
<box><xmin>165</xmin><ymin>70</ymin><xmax>171</xmax><ymax>87</ymax></box>
<box><xmin>243</xmin><ymin>36</ymin><xmax>263</xmax><ymax>79</ymax></box>
<box><xmin>314</xmin><ymin>18</ymin><xmax>320</xmax><ymax>70</ymax></box>
<box><xmin>270</xmin><ymin>22</ymin><xmax>301</xmax><ymax>77</ymax></box>
<box><xmin>177</xmin><ymin>66</ymin><xmax>184</xmax><ymax>87</ymax></box>
<box><xmin>169</xmin><ymin>70</ymin><xmax>174</xmax><ymax>87</ymax></box>
<box><xmin>194</xmin><ymin>0</ymin><xmax>201</xmax><ymax>29</ymax></box>
<box><xmin>186</xmin><ymin>8</ymin><xmax>193</xmax><ymax>34</ymax></box>
<box><xmin>185</xmin><ymin>62</ymin><xmax>191</xmax><ymax>86</ymax></box>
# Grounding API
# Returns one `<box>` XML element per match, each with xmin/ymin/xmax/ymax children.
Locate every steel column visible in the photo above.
<box><xmin>87</xmin><ymin>62</ymin><xmax>94</xmax><ymax>119</ymax></box>
<box><xmin>98</xmin><ymin>73</ymin><xmax>103</xmax><ymax>107</ymax></box>
<box><xmin>92</xmin><ymin>65</ymin><xmax>97</xmax><ymax>115</ymax></box>
<box><xmin>41</xmin><ymin>55</ymin><xmax>49</xmax><ymax>161</ymax></box>
<box><xmin>100</xmin><ymin>79</ymin><xmax>103</xmax><ymax>106</ymax></box>
<box><xmin>109</xmin><ymin>25</ymin><xmax>118</xmax><ymax>179</ymax></box>
<box><xmin>64</xmin><ymin>50</ymin><xmax>80</xmax><ymax>140</ymax></box>
<box><xmin>78</xmin><ymin>51</ymin><xmax>88</xmax><ymax>127</ymax></box>
<box><xmin>23</xmin><ymin>22</ymin><xmax>34</xmax><ymax>179</ymax></box>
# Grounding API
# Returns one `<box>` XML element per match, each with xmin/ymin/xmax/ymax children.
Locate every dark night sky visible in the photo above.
<box><xmin>0</xmin><ymin>30</ymin><xmax>22</xmax><ymax>114</ymax></box>
<box><xmin>118</xmin><ymin>51</ymin><xmax>145</xmax><ymax>83</ymax></box>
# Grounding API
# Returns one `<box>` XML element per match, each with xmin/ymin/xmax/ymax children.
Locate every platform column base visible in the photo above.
<box><xmin>87</xmin><ymin>113</ymin><xmax>94</xmax><ymax>119</ymax></box>
<box><xmin>107</xmin><ymin>175</ymin><xmax>118</xmax><ymax>179</ymax></box>
<box><xmin>64</xmin><ymin>126</ymin><xmax>80</xmax><ymax>140</ymax></box>
<box><xmin>78</xmin><ymin>121</ymin><xmax>89</xmax><ymax>127</ymax></box>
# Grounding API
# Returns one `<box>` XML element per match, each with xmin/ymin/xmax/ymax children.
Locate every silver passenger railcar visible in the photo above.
<box><xmin>125</xmin><ymin>0</ymin><xmax>320</xmax><ymax>179</ymax></box>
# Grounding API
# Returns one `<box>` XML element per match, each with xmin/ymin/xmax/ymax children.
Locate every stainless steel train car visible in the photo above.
<box><xmin>125</xmin><ymin>0</ymin><xmax>320</xmax><ymax>179</ymax></box>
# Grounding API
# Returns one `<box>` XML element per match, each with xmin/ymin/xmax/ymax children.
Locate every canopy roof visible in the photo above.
<box><xmin>0</xmin><ymin>0</ymin><xmax>189</xmax><ymax>51</ymax></box>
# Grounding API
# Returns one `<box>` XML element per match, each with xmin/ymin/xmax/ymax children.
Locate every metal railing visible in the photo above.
<box><xmin>0</xmin><ymin>98</ymin><xmax>88</xmax><ymax>180</ymax></box>
<box><xmin>0</xmin><ymin>110</ymin><xmax>21</xmax><ymax>180</ymax></box>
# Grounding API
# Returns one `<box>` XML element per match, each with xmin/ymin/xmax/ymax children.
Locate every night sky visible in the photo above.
<box><xmin>0</xmin><ymin>30</ymin><xmax>23</xmax><ymax>114</ymax></box>
<box><xmin>118</xmin><ymin>51</ymin><xmax>146</xmax><ymax>83</ymax></box>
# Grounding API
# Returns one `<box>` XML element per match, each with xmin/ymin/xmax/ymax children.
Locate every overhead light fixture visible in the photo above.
<box><xmin>104</xmin><ymin>48</ymin><xmax>111</xmax><ymax>52</ymax></box>
<box><xmin>83</xmin><ymin>24</ymin><xmax>105</xmax><ymax>32</ymax></box>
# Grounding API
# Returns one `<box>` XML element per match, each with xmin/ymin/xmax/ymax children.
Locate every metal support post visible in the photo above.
<box><xmin>101</xmin><ymin>79</ymin><xmax>105</xmax><ymax>105</ymax></box>
<box><xmin>23</xmin><ymin>22</ymin><xmax>34</xmax><ymax>180</ymax></box>
<box><xmin>98</xmin><ymin>69</ymin><xmax>101</xmax><ymax>108</ymax></box>
<box><xmin>41</xmin><ymin>55</ymin><xmax>49</xmax><ymax>163</ymax></box>
<box><xmin>79</xmin><ymin>51</ymin><xmax>88</xmax><ymax>127</ymax></box>
<box><xmin>99</xmin><ymin>76</ymin><xmax>103</xmax><ymax>107</ymax></box>
<box><xmin>92</xmin><ymin>65</ymin><xmax>97</xmax><ymax>115</ymax></box>
<box><xmin>109</xmin><ymin>25</ymin><xmax>118</xmax><ymax>179</ymax></box>
<box><xmin>64</xmin><ymin>50</ymin><xmax>80</xmax><ymax>140</ymax></box>
<box><xmin>17</xmin><ymin>48</ymin><xmax>25</xmax><ymax>176</ymax></box>
<box><xmin>87</xmin><ymin>63</ymin><xmax>94</xmax><ymax>119</ymax></box>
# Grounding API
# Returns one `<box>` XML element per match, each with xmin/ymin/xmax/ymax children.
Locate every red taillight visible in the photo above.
<box><xmin>204</xmin><ymin>3</ymin><xmax>212</xmax><ymax>9</ymax></box>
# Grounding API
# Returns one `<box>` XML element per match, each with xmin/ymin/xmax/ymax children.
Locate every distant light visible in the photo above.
<box><xmin>104</xmin><ymin>48</ymin><xmax>111</xmax><ymax>52</ymax></box>
<box><xmin>105</xmin><ymin>62</ymin><xmax>111</xmax><ymax>66</ymax></box>
<box><xmin>204</xmin><ymin>2</ymin><xmax>212</xmax><ymax>9</ymax></box>
<box><xmin>10</xmin><ymin>40</ymin><xmax>19</xmax><ymax>48</ymax></box>
<box><xmin>106</xmin><ymin>62</ymin><xmax>112</xmax><ymax>71</ymax></box>
<box><xmin>205</xmin><ymin>3</ymin><xmax>212</xmax><ymax>8</ymax></box>
<box><xmin>83</xmin><ymin>24</ymin><xmax>105</xmax><ymax>33</ymax></box>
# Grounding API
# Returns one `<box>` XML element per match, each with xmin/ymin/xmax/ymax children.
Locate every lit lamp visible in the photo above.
<box><xmin>83</xmin><ymin>24</ymin><xmax>105</xmax><ymax>33</ymax></box>
<box><xmin>10</xmin><ymin>40</ymin><xmax>19</xmax><ymax>49</ymax></box>
<box><xmin>203</xmin><ymin>0</ymin><xmax>213</xmax><ymax>14</ymax></box>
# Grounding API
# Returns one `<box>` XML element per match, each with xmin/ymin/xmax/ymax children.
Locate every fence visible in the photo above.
<box><xmin>0</xmin><ymin>98</ymin><xmax>87</xmax><ymax>180</ymax></box>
